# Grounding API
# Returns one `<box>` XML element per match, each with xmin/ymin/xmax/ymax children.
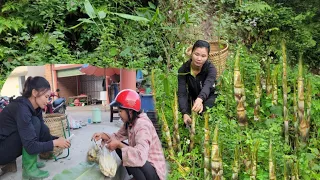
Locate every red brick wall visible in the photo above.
<box><xmin>44</xmin><ymin>64</ymin><xmax>54</xmax><ymax>91</ymax></box>
<box><xmin>57</xmin><ymin>76</ymin><xmax>78</xmax><ymax>102</ymax></box>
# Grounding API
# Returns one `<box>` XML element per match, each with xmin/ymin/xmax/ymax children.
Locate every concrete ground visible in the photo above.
<box><xmin>1</xmin><ymin>105</ymin><xmax>132</xmax><ymax>180</ymax></box>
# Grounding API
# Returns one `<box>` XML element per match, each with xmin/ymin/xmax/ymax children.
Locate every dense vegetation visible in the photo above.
<box><xmin>0</xmin><ymin>0</ymin><xmax>319</xmax><ymax>179</ymax></box>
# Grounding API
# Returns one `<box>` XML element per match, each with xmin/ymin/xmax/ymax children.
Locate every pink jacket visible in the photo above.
<box><xmin>110</xmin><ymin>113</ymin><xmax>166</xmax><ymax>180</ymax></box>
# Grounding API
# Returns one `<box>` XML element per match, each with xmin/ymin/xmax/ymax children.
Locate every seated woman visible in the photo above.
<box><xmin>92</xmin><ymin>89</ymin><xmax>166</xmax><ymax>180</ymax></box>
<box><xmin>178</xmin><ymin>40</ymin><xmax>217</xmax><ymax>126</ymax></box>
<box><xmin>0</xmin><ymin>76</ymin><xmax>70</xmax><ymax>179</ymax></box>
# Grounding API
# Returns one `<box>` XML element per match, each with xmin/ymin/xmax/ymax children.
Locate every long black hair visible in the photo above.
<box><xmin>191</xmin><ymin>40</ymin><xmax>210</xmax><ymax>55</ymax></box>
<box><xmin>22</xmin><ymin>76</ymin><xmax>51</xmax><ymax>98</ymax></box>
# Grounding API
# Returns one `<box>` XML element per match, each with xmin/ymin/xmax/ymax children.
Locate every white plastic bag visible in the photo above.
<box><xmin>99</xmin><ymin>146</ymin><xmax>118</xmax><ymax>177</ymax></box>
<box><xmin>87</xmin><ymin>140</ymin><xmax>100</xmax><ymax>163</ymax></box>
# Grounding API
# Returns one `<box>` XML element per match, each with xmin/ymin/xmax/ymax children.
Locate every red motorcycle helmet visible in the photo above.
<box><xmin>110</xmin><ymin>89</ymin><xmax>141</xmax><ymax>112</ymax></box>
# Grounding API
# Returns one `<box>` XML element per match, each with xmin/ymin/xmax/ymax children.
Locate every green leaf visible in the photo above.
<box><xmin>53</xmin><ymin>162</ymin><xmax>104</xmax><ymax>180</ymax></box>
<box><xmin>148</xmin><ymin>2</ymin><xmax>156</xmax><ymax>9</ymax></box>
<box><xmin>120</xmin><ymin>47</ymin><xmax>132</xmax><ymax>57</ymax></box>
<box><xmin>111</xmin><ymin>12</ymin><xmax>149</xmax><ymax>22</ymax></box>
<box><xmin>108</xmin><ymin>47</ymin><xmax>118</xmax><ymax>57</ymax></box>
<box><xmin>84</xmin><ymin>0</ymin><xmax>96</xmax><ymax>19</ymax></box>
<box><xmin>163</xmin><ymin>76</ymin><xmax>170</xmax><ymax>96</ymax></box>
<box><xmin>98</xmin><ymin>11</ymin><xmax>106</xmax><ymax>19</ymax></box>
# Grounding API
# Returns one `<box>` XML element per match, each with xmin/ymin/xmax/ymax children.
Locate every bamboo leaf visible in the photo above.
<box><xmin>84</xmin><ymin>0</ymin><xmax>96</xmax><ymax>19</ymax></box>
<box><xmin>111</xmin><ymin>12</ymin><xmax>149</xmax><ymax>22</ymax></box>
<box><xmin>148</xmin><ymin>2</ymin><xmax>156</xmax><ymax>9</ymax></box>
<box><xmin>52</xmin><ymin>162</ymin><xmax>105</xmax><ymax>180</ymax></box>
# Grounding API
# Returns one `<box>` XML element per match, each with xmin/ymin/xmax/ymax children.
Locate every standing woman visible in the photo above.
<box><xmin>178</xmin><ymin>40</ymin><xmax>217</xmax><ymax>126</ymax></box>
<box><xmin>0</xmin><ymin>76</ymin><xmax>70</xmax><ymax>179</ymax></box>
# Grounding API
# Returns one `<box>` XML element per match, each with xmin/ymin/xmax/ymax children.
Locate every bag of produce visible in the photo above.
<box><xmin>99</xmin><ymin>146</ymin><xmax>118</xmax><ymax>177</ymax></box>
<box><xmin>87</xmin><ymin>140</ymin><xmax>100</xmax><ymax>163</ymax></box>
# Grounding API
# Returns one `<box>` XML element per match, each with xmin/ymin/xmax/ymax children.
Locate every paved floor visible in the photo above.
<box><xmin>1</xmin><ymin>106</ymin><xmax>131</xmax><ymax>180</ymax></box>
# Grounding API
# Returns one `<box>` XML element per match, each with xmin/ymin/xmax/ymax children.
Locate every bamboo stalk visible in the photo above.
<box><xmin>269</xmin><ymin>140</ymin><xmax>276</xmax><ymax>180</ymax></box>
<box><xmin>160</xmin><ymin>107</ymin><xmax>174</xmax><ymax>158</ymax></box>
<box><xmin>303</xmin><ymin>78</ymin><xmax>311</xmax><ymax>141</ymax></box>
<box><xmin>250</xmin><ymin>141</ymin><xmax>260</xmax><ymax>180</ymax></box>
<box><xmin>211</xmin><ymin>125</ymin><xmax>223</xmax><ymax>179</ymax></box>
<box><xmin>237</xmin><ymin>100</ymin><xmax>247</xmax><ymax>126</ymax></box>
<box><xmin>272</xmin><ymin>66</ymin><xmax>279</xmax><ymax>106</ymax></box>
<box><xmin>291</xmin><ymin>161</ymin><xmax>299</xmax><ymax>180</ymax></box>
<box><xmin>204</xmin><ymin>113</ymin><xmax>211</xmax><ymax>180</ymax></box>
<box><xmin>189</xmin><ymin>111</ymin><xmax>196</xmax><ymax>151</ymax></box>
<box><xmin>172</xmin><ymin>89</ymin><xmax>181</xmax><ymax>152</ymax></box>
<box><xmin>254</xmin><ymin>72</ymin><xmax>261</xmax><ymax>121</ymax></box>
<box><xmin>266</xmin><ymin>59</ymin><xmax>272</xmax><ymax>95</ymax></box>
<box><xmin>297</xmin><ymin>54</ymin><xmax>308</xmax><ymax>142</ymax></box>
<box><xmin>234</xmin><ymin>48</ymin><xmax>242</xmax><ymax>104</ymax></box>
<box><xmin>282</xmin><ymin>40</ymin><xmax>289</xmax><ymax>144</ymax></box>
<box><xmin>232</xmin><ymin>146</ymin><xmax>239</xmax><ymax>180</ymax></box>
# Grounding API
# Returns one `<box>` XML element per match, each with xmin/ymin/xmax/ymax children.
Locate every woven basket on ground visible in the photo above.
<box><xmin>185</xmin><ymin>41</ymin><xmax>229</xmax><ymax>79</ymax></box>
<box><xmin>39</xmin><ymin>114</ymin><xmax>67</xmax><ymax>159</ymax></box>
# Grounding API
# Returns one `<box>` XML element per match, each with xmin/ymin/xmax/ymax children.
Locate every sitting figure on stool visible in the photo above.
<box><xmin>0</xmin><ymin>76</ymin><xmax>71</xmax><ymax>179</ymax></box>
<box><xmin>92</xmin><ymin>89</ymin><xmax>166</xmax><ymax>180</ymax></box>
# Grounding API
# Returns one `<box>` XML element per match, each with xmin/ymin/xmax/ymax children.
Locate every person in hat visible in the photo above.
<box><xmin>92</xmin><ymin>89</ymin><xmax>166</xmax><ymax>180</ymax></box>
<box><xmin>0</xmin><ymin>76</ymin><xmax>70</xmax><ymax>179</ymax></box>
<box><xmin>178</xmin><ymin>40</ymin><xmax>217</xmax><ymax>127</ymax></box>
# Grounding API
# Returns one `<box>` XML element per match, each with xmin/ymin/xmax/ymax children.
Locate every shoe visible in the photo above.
<box><xmin>36</xmin><ymin>162</ymin><xmax>45</xmax><ymax>169</ymax></box>
<box><xmin>22</xmin><ymin>148</ymin><xmax>49</xmax><ymax>179</ymax></box>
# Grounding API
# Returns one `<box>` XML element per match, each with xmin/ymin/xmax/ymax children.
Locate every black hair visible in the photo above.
<box><xmin>22</xmin><ymin>76</ymin><xmax>51</xmax><ymax>98</ymax></box>
<box><xmin>119</xmin><ymin>107</ymin><xmax>142</xmax><ymax>129</ymax></box>
<box><xmin>191</xmin><ymin>40</ymin><xmax>210</xmax><ymax>55</ymax></box>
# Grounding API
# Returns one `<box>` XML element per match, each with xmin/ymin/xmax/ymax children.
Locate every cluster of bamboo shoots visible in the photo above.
<box><xmin>234</xmin><ymin>48</ymin><xmax>247</xmax><ymax>126</ymax></box>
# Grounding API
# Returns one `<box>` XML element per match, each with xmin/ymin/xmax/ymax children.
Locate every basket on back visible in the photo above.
<box><xmin>39</xmin><ymin>114</ymin><xmax>67</xmax><ymax>159</ymax></box>
<box><xmin>185</xmin><ymin>41</ymin><xmax>229</xmax><ymax>79</ymax></box>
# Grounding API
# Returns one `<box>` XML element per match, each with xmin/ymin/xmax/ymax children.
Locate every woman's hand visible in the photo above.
<box><xmin>92</xmin><ymin>132</ymin><xmax>110</xmax><ymax>141</ymax></box>
<box><xmin>192</xmin><ymin>98</ymin><xmax>203</xmax><ymax>113</ymax></box>
<box><xmin>105</xmin><ymin>138</ymin><xmax>124</xmax><ymax>151</ymax></box>
<box><xmin>53</xmin><ymin>137</ymin><xmax>71</xmax><ymax>149</ymax></box>
<box><xmin>183</xmin><ymin>114</ymin><xmax>192</xmax><ymax>126</ymax></box>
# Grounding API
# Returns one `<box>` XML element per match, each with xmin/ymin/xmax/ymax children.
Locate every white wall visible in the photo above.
<box><xmin>1</xmin><ymin>66</ymin><xmax>46</xmax><ymax>97</ymax></box>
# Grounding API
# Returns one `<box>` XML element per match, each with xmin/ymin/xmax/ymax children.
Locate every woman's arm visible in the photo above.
<box><xmin>198</xmin><ymin>63</ymin><xmax>217</xmax><ymax>101</ymax></box>
<box><xmin>109</xmin><ymin>124</ymin><xmax>128</xmax><ymax>141</ymax></box>
<box><xmin>178</xmin><ymin>65</ymin><xmax>190</xmax><ymax>116</ymax></box>
<box><xmin>120</xmin><ymin>126</ymin><xmax>151</xmax><ymax>167</ymax></box>
<box><xmin>16</xmin><ymin>104</ymin><xmax>54</xmax><ymax>155</ymax></box>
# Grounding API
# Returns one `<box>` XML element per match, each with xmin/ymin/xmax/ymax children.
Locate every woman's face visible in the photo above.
<box><xmin>118</xmin><ymin>108</ymin><xmax>131</xmax><ymax>123</ymax></box>
<box><xmin>33</xmin><ymin>89</ymin><xmax>51</xmax><ymax>109</ymax></box>
<box><xmin>191</xmin><ymin>47</ymin><xmax>209</xmax><ymax>67</ymax></box>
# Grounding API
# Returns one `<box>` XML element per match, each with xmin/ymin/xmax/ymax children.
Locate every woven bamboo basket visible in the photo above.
<box><xmin>185</xmin><ymin>41</ymin><xmax>229</xmax><ymax>79</ymax></box>
<box><xmin>39</xmin><ymin>114</ymin><xmax>67</xmax><ymax>159</ymax></box>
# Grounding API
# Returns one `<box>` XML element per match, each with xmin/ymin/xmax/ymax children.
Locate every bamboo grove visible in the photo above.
<box><xmin>152</xmin><ymin>40</ymin><xmax>319</xmax><ymax>179</ymax></box>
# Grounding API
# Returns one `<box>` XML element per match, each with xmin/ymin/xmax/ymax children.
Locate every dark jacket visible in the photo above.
<box><xmin>0</xmin><ymin>96</ymin><xmax>54</xmax><ymax>154</ymax></box>
<box><xmin>178</xmin><ymin>59</ymin><xmax>217</xmax><ymax>115</ymax></box>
